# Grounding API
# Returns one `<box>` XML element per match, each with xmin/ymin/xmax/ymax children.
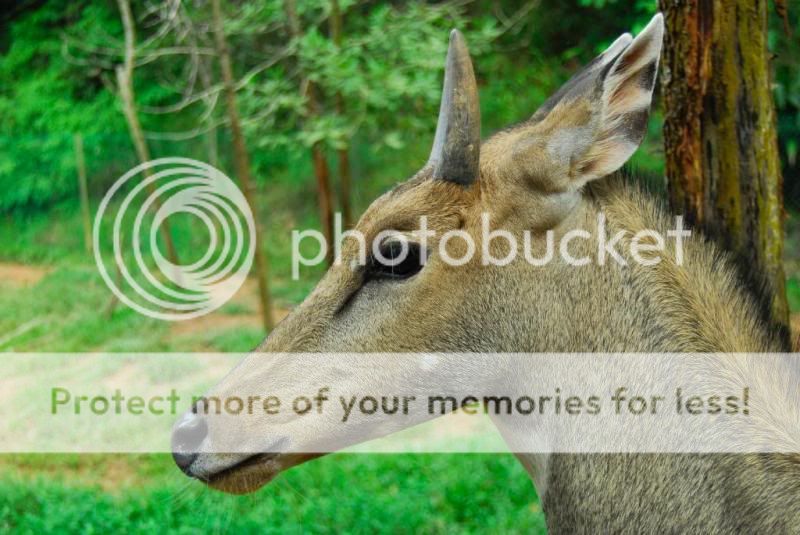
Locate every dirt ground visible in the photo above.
<box><xmin>0</xmin><ymin>262</ymin><xmax>50</xmax><ymax>286</ymax></box>
<box><xmin>169</xmin><ymin>277</ymin><xmax>290</xmax><ymax>339</ymax></box>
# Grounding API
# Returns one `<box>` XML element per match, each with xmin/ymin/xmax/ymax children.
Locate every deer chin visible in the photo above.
<box><xmin>204</xmin><ymin>453</ymin><xmax>319</xmax><ymax>495</ymax></box>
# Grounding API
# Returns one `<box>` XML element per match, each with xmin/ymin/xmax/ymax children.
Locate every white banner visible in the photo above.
<box><xmin>1</xmin><ymin>353</ymin><xmax>797</xmax><ymax>454</ymax></box>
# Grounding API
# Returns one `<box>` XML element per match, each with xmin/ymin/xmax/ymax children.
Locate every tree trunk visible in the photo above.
<box><xmin>330</xmin><ymin>0</ymin><xmax>353</xmax><ymax>229</ymax></box>
<box><xmin>659</xmin><ymin>0</ymin><xmax>790</xmax><ymax>340</ymax></box>
<box><xmin>312</xmin><ymin>138</ymin><xmax>335</xmax><ymax>262</ymax></box>
<box><xmin>115</xmin><ymin>0</ymin><xmax>181</xmax><ymax>272</ymax></box>
<box><xmin>336</xmin><ymin>144</ymin><xmax>353</xmax><ymax>228</ymax></box>
<box><xmin>211</xmin><ymin>0</ymin><xmax>275</xmax><ymax>331</ymax></box>
<box><xmin>198</xmin><ymin>54</ymin><xmax>219</xmax><ymax>168</ymax></box>
<box><xmin>285</xmin><ymin>0</ymin><xmax>335</xmax><ymax>263</ymax></box>
<box><xmin>73</xmin><ymin>134</ymin><xmax>92</xmax><ymax>254</ymax></box>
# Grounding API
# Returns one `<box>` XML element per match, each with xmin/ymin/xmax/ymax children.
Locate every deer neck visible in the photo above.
<box><xmin>502</xmin><ymin>183</ymin><xmax>785</xmax><ymax>354</ymax></box>
<box><xmin>504</xmin><ymin>184</ymin><xmax>795</xmax><ymax>531</ymax></box>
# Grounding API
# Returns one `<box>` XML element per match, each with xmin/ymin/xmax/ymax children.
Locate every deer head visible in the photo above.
<box><xmin>172</xmin><ymin>15</ymin><xmax>689</xmax><ymax>494</ymax></box>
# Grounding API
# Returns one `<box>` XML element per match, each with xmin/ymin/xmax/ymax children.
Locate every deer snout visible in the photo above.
<box><xmin>171</xmin><ymin>408</ymin><xmax>208</xmax><ymax>474</ymax></box>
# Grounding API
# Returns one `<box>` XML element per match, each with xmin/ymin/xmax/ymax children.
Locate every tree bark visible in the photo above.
<box><xmin>336</xmin><ymin>143</ymin><xmax>353</xmax><ymax>229</ymax></box>
<box><xmin>330</xmin><ymin>0</ymin><xmax>353</xmax><ymax>229</ymax></box>
<box><xmin>73</xmin><ymin>134</ymin><xmax>92</xmax><ymax>254</ymax></box>
<box><xmin>285</xmin><ymin>0</ymin><xmax>335</xmax><ymax>263</ymax></box>
<box><xmin>659</xmin><ymin>0</ymin><xmax>790</xmax><ymax>339</ymax></box>
<box><xmin>211</xmin><ymin>0</ymin><xmax>275</xmax><ymax>331</ymax></box>
<box><xmin>115</xmin><ymin>0</ymin><xmax>181</xmax><ymax>272</ymax></box>
<box><xmin>196</xmin><ymin>33</ymin><xmax>219</xmax><ymax>168</ymax></box>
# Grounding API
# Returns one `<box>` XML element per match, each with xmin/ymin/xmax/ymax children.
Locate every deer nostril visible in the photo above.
<box><xmin>171</xmin><ymin>409</ymin><xmax>208</xmax><ymax>475</ymax></box>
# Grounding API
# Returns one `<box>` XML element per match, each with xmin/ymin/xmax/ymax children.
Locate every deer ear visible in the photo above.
<box><xmin>528</xmin><ymin>31</ymin><xmax>633</xmax><ymax>125</ymax></box>
<box><xmin>574</xmin><ymin>13</ymin><xmax>663</xmax><ymax>183</ymax></box>
<box><xmin>513</xmin><ymin>14</ymin><xmax>663</xmax><ymax>190</ymax></box>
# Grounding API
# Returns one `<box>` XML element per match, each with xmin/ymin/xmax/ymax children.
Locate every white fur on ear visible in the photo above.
<box><xmin>576</xmin><ymin>13</ymin><xmax>664</xmax><ymax>183</ymax></box>
<box><xmin>604</xmin><ymin>32</ymin><xmax>635</xmax><ymax>62</ymax></box>
<box><xmin>605</xmin><ymin>14</ymin><xmax>664</xmax><ymax>116</ymax></box>
<box><xmin>529</xmin><ymin>31</ymin><xmax>633</xmax><ymax>124</ymax></box>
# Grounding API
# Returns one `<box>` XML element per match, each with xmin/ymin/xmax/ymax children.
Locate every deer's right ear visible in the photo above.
<box><xmin>492</xmin><ymin>14</ymin><xmax>663</xmax><ymax>194</ymax></box>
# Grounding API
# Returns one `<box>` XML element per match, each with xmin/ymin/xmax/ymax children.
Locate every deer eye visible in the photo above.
<box><xmin>365</xmin><ymin>240</ymin><xmax>425</xmax><ymax>282</ymax></box>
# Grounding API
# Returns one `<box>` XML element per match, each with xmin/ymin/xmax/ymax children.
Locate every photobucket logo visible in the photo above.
<box><xmin>291</xmin><ymin>213</ymin><xmax>692</xmax><ymax>279</ymax></box>
<box><xmin>93</xmin><ymin>158</ymin><xmax>255</xmax><ymax>320</ymax></box>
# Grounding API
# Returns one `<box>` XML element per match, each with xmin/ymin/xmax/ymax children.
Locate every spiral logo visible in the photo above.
<box><xmin>93</xmin><ymin>158</ymin><xmax>255</xmax><ymax>321</ymax></box>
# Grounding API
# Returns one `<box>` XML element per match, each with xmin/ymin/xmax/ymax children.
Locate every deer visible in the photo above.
<box><xmin>172</xmin><ymin>14</ymin><xmax>800</xmax><ymax>532</ymax></box>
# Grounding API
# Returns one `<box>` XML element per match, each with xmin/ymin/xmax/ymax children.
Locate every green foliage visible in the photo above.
<box><xmin>770</xmin><ymin>6</ymin><xmax>800</xmax><ymax>208</ymax></box>
<box><xmin>0</xmin><ymin>454</ymin><xmax>544</xmax><ymax>533</ymax></box>
<box><xmin>228</xmin><ymin>0</ymin><xmax>499</xmax><ymax>159</ymax></box>
<box><xmin>787</xmin><ymin>277</ymin><xmax>800</xmax><ymax>312</ymax></box>
<box><xmin>0</xmin><ymin>1</ymin><xmax>130</xmax><ymax>211</ymax></box>
<box><xmin>578</xmin><ymin>0</ymin><xmax>657</xmax><ymax>21</ymax></box>
<box><xmin>2</xmin><ymin>0</ymin><xmax>798</xmax><ymax>215</ymax></box>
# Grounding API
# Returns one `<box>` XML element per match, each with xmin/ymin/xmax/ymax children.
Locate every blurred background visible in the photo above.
<box><xmin>0</xmin><ymin>0</ymin><xmax>797</xmax><ymax>532</ymax></box>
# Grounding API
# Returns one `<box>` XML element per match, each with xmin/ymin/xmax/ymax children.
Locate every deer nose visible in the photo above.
<box><xmin>171</xmin><ymin>408</ymin><xmax>208</xmax><ymax>474</ymax></box>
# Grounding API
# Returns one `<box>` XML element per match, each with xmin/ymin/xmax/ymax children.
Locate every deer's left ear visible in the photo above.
<box><xmin>575</xmin><ymin>13</ymin><xmax>663</xmax><ymax>183</ymax></box>
<box><xmin>513</xmin><ymin>13</ymin><xmax>664</xmax><ymax>190</ymax></box>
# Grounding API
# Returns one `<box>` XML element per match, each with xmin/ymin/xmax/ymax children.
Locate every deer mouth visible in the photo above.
<box><xmin>204</xmin><ymin>452</ymin><xmax>281</xmax><ymax>494</ymax></box>
<box><xmin>203</xmin><ymin>449</ymin><xmax>320</xmax><ymax>494</ymax></box>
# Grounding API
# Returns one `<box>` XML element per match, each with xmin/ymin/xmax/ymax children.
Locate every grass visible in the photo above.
<box><xmin>0</xmin><ymin>454</ymin><xmax>544</xmax><ymax>534</ymax></box>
